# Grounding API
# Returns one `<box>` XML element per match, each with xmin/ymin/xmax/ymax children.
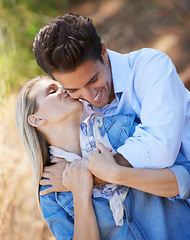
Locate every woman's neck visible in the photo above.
<box><xmin>43</xmin><ymin>116</ymin><xmax>82</xmax><ymax>157</ymax></box>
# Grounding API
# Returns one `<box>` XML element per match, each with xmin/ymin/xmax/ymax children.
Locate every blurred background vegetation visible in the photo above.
<box><xmin>0</xmin><ymin>0</ymin><xmax>190</xmax><ymax>104</ymax></box>
<box><xmin>0</xmin><ymin>0</ymin><xmax>190</xmax><ymax>239</ymax></box>
<box><xmin>0</xmin><ymin>0</ymin><xmax>71</xmax><ymax>103</ymax></box>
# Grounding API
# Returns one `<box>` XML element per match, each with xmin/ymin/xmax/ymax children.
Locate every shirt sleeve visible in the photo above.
<box><xmin>118</xmin><ymin>49</ymin><xmax>186</xmax><ymax>168</ymax></box>
<box><xmin>40</xmin><ymin>187</ymin><xmax>74</xmax><ymax>240</ymax></box>
<box><xmin>169</xmin><ymin>153</ymin><xmax>190</xmax><ymax>200</ymax></box>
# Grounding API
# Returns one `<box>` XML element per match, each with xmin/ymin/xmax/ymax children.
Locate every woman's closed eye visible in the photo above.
<box><xmin>48</xmin><ymin>86</ymin><xmax>59</xmax><ymax>95</ymax></box>
<box><xmin>48</xmin><ymin>89</ymin><xmax>57</xmax><ymax>94</ymax></box>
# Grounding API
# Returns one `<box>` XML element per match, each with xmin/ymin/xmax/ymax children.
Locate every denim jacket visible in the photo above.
<box><xmin>40</xmin><ymin>114</ymin><xmax>190</xmax><ymax>240</ymax></box>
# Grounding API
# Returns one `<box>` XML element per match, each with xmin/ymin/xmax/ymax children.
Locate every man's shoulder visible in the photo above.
<box><xmin>128</xmin><ymin>48</ymin><xmax>165</xmax><ymax>61</ymax></box>
<box><xmin>126</xmin><ymin>48</ymin><xmax>171</xmax><ymax>72</ymax></box>
<box><xmin>108</xmin><ymin>47</ymin><xmax>163</xmax><ymax>57</ymax></box>
<box><xmin>108</xmin><ymin>48</ymin><xmax>166</xmax><ymax>69</ymax></box>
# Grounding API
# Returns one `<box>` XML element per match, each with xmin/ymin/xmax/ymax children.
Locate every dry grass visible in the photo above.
<box><xmin>0</xmin><ymin>1</ymin><xmax>190</xmax><ymax>239</ymax></box>
<box><xmin>0</xmin><ymin>95</ymin><xmax>55</xmax><ymax>240</ymax></box>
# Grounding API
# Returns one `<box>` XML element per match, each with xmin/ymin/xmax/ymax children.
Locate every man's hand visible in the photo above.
<box><xmin>88</xmin><ymin>142</ymin><xmax>119</xmax><ymax>183</ymax></box>
<box><xmin>40</xmin><ymin>157</ymin><xmax>69</xmax><ymax>196</ymax></box>
<box><xmin>91</xmin><ymin>150</ymin><xmax>131</xmax><ymax>185</ymax></box>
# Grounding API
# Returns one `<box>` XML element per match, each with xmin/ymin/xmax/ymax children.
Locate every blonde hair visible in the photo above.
<box><xmin>15</xmin><ymin>76</ymin><xmax>50</xmax><ymax>210</ymax></box>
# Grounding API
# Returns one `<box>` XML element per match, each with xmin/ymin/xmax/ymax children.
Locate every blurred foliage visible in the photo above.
<box><xmin>0</xmin><ymin>0</ymin><xmax>76</xmax><ymax>103</ymax></box>
<box><xmin>1</xmin><ymin>0</ymin><xmax>189</xmax><ymax>104</ymax></box>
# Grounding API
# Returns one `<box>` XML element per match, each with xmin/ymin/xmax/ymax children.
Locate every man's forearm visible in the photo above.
<box><xmin>112</xmin><ymin>165</ymin><xmax>179</xmax><ymax>198</ymax></box>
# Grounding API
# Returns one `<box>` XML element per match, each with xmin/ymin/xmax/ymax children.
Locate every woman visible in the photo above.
<box><xmin>15</xmin><ymin>76</ymin><xmax>190</xmax><ymax>240</ymax></box>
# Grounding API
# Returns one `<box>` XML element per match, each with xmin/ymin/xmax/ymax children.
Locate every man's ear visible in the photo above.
<box><xmin>28</xmin><ymin>114</ymin><xmax>46</xmax><ymax>127</ymax></box>
<box><xmin>101</xmin><ymin>42</ymin><xmax>108</xmax><ymax>64</ymax></box>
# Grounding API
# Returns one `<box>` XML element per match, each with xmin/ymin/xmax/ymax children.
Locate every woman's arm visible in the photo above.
<box><xmin>63</xmin><ymin>158</ymin><xmax>100</xmax><ymax>240</ymax></box>
<box><xmin>41</xmin><ymin>158</ymin><xmax>100</xmax><ymax>240</ymax></box>
<box><xmin>73</xmin><ymin>196</ymin><xmax>100</xmax><ymax>240</ymax></box>
<box><xmin>40</xmin><ymin>187</ymin><xmax>74</xmax><ymax>239</ymax></box>
<box><xmin>88</xmin><ymin>143</ymin><xmax>181</xmax><ymax>198</ymax></box>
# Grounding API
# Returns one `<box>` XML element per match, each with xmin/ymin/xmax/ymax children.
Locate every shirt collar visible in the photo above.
<box><xmin>85</xmin><ymin>98</ymin><xmax>119</xmax><ymax>116</ymax></box>
<box><xmin>49</xmin><ymin>146</ymin><xmax>81</xmax><ymax>162</ymax></box>
<box><xmin>107</xmin><ymin>49</ymin><xmax>130</xmax><ymax>96</ymax></box>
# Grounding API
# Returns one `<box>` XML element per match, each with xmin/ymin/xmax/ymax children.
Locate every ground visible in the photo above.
<box><xmin>0</xmin><ymin>0</ymin><xmax>190</xmax><ymax>239</ymax></box>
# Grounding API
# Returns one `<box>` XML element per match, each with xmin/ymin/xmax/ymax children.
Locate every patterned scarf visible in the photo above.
<box><xmin>80</xmin><ymin>114</ymin><xmax>129</xmax><ymax>226</ymax></box>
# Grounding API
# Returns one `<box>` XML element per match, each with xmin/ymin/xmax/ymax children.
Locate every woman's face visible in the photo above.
<box><xmin>31</xmin><ymin>78</ymin><xmax>83</xmax><ymax>124</ymax></box>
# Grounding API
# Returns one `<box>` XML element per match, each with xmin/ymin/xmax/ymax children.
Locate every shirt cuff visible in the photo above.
<box><xmin>117</xmin><ymin>138</ymin><xmax>151</xmax><ymax>168</ymax></box>
<box><xmin>169</xmin><ymin>165</ymin><xmax>190</xmax><ymax>200</ymax></box>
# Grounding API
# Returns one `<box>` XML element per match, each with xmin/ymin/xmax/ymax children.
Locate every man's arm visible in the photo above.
<box><xmin>40</xmin><ymin>157</ymin><xmax>69</xmax><ymax>195</ymax></box>
<box><xmin>88</xmin><ymin>142</ymin><xmax>187</xmax><ymax>198</ymax></box>
<box><xmin>118</xmin><ymin>49</ymin><xmax>186</xmax><ymax>169</ymax></box>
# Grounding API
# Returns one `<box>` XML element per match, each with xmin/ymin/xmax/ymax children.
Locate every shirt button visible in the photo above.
<box><xmin>129</xmin><ymin>218</ymin><xmax>133</xmax><ymax>222</ymax></box>
<box><xmin>71</xmin><ymin>207</ymin><xmax>74</xmax><ymax>211</ymax></box>
<box><xmin>106</xmin><ymin>202</ymin><xmax>110</xmax><ymax>206</ymax></box>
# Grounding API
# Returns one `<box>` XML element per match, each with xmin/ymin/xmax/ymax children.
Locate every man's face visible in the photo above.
<box><xmin>52</xmin><ymin>50</ymin><xmax>114</xmax><ymax>108</ymax></box>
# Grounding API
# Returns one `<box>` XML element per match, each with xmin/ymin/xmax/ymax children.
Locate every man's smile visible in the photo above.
<box><xmin>93</xmin><ymin>89</ymin><xmax>102</xmax><ymax>102</ymax></box>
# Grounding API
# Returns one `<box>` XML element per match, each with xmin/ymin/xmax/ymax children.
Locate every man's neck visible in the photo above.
<box><xmin>108</xmin><ymin>58</ymin><xmax>115</xmax><ymax>104</ymax></box>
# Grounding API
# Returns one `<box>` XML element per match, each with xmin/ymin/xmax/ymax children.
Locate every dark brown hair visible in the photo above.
<box><xmin>33</xmin><ymin>13</ymin><xmax>103</xmax><ymax>76</ymax></box>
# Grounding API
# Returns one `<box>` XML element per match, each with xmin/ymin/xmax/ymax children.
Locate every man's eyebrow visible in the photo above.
<box><xmin>86</xmin><ymin>72</ymin><xmax>99</xmax><ymax>86</ymax></box>
<box><xmin>64</xmin><ymin>72</ymin><xmax>99</xmax><ymax>91</ymax></box>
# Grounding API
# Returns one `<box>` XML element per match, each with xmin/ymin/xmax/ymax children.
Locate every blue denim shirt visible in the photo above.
<box><xmin>41</xmin><ymin>189</ymin><xmax>190</xmax><ymax>240</ymax></box>
<box><xmin>40</xmin><ymin>114</ymin><xmax>190</xmax><ymax>240</ymax></box>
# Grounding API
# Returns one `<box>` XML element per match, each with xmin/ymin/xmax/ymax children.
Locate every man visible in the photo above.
<box><xmin>33</xmin><ymin>13</ymin><xmax>190</xmax><ymax>197</ymax></box>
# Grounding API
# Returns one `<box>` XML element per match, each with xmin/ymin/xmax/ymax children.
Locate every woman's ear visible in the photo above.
<box><xmin>28</xmin><ymin>114</ymin><xmax>46</xmax><ymax>127</ymax></box>
<box><xmin>101</xmin><ymin>42</ymin><xmax>108</xmax><ymax>64</ymax></box>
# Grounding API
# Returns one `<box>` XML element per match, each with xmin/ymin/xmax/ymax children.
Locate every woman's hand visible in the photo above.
<box><xmin>63</xmin><ymin>158</ymin><xmax>93</xmax><ymax>199</ymax></box>
<box><xmin>40</xmin><ymin>157</ymin><xmax>69</xmax><ymax>196</ymax></box>
<box><xmin>88</xmin><ymin>142</ymin><xmax>119</xmax><ymax>183</ymax></box>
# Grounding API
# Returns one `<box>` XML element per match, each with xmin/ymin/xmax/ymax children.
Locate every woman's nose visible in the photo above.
<box><xmin>61</xmin><ymin>86</ymin><xmax>66</xmax><ymax>94</ymax></box>
<box><xmin>58</xmin><ymin>86</ymin><xmax>65</xmax><ymax>95</ymax></box>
